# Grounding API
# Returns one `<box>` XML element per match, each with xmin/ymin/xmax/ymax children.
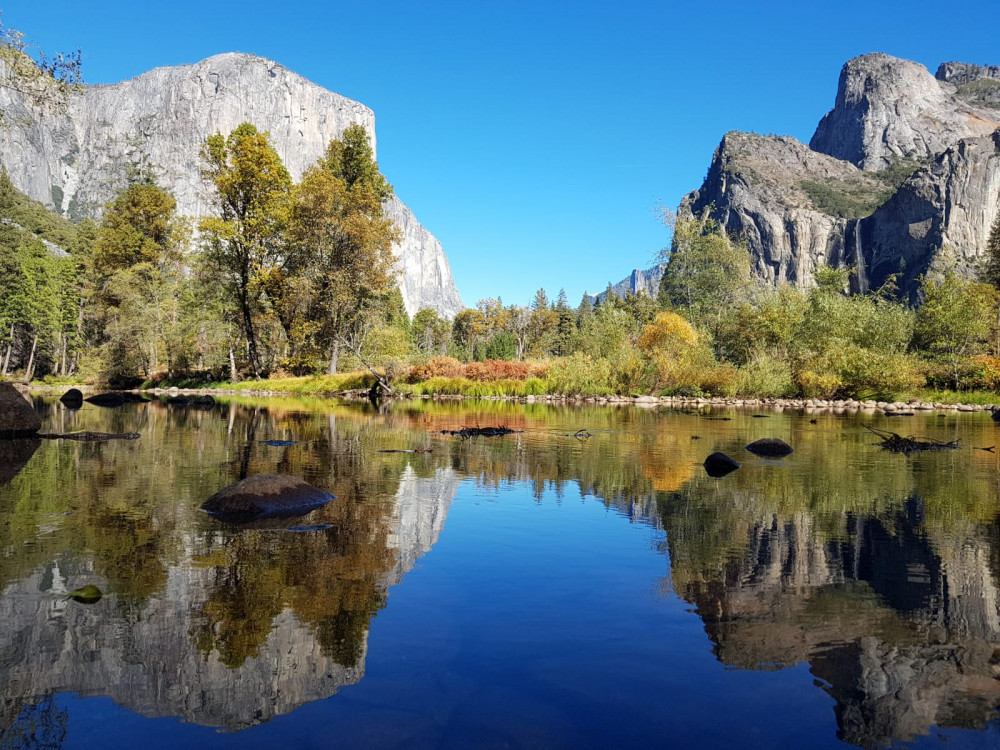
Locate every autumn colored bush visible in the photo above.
<box><xmin>408</xmin><ymin>357</ymin><xmax>548</xmax><ymax>383</ymax></box>
<box><xmin>407</xmin><ymin>356</ymin><xmax>466</xmax><ymax>381</ymax></box>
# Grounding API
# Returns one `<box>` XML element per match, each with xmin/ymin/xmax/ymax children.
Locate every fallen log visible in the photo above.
<box><xmin>439</xmin><ymin>426</ymin><xmax>519</xmax><ymax>438</ymax></box>
<box><xmin>864</xmin><ymin>425</ymin><xmax>958</xmax><ymax>454</ymax></box>
<box><xmin>37</xmin><ymin>431</ymin><xmax>140</xmax><ymax>441</ymax></box>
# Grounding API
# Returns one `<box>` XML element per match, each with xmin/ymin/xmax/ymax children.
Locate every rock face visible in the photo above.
<box><xmin>0</xmin><ymin>52</ymin><xmax>463</xmax><ymax>318</ymax></box>
<box><xmin>683</xmin><ymin>133</ymin><xmax>874</xmax><ymax>288</ymax></box>
<box><xmin>0</xmin><ymin>383</ymin><xmax>41</xmax><ymax>437</ymax></box>
<box><xmin>811</xmin><ymin>53</ymin><xmax>1000</xmax><ymax>170</ymax></box>
<box><xmin>864</xmin><ymin>130</ymin><xmax>1000</xmax><ymax>291</ymax></box>
<box><xmin>673</xmin><ymin>54</ymin><xmax>1000</xmax><ymax>299</ymax></box>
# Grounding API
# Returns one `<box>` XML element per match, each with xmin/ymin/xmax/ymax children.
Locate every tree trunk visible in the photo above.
<box><xmin>228</xmin><ymin>343</ymin><xmax>238</xmax><ymax>382</ymax></box>
<box><xmin>240</xmin><ymin>294</ymin><xmax>261</xmax><ymax>379</ymax></box>
<box><xmin>1</xmin><ymin>325</ymin><xmax>13</xmax><ymax>375</ymax></box>
<box><xmin>24</xmin><ymin>335</ymin><xmax>37</xmax><ymax>382</ymax></box>
<box><xmin>327</xmin><ymin>339</ymin><xmax>340</xmax><ymax>375</ymax></box>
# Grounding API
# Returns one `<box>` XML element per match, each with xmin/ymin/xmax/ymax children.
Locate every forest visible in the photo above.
<box><xmin>3</xmin><ymin>147</ymin><xmax>1000</xmax><ymax>403</ymax></box>
<box><xmin>2</xmin><ymin>17</ymin><xmax>1000</xmax><ymax>401</ymax></box>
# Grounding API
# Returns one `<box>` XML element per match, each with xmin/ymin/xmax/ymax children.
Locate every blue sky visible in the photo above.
<box><xmin>4</xmin><ymin>0</ymin><xmax>999</xmax><ymax>308</ymax></box>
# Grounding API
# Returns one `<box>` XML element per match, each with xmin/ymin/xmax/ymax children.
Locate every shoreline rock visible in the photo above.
<box><xmin>24</xmin><ymin>385</ymin><xmax>1000</xmax><ymax>415</ymax></box>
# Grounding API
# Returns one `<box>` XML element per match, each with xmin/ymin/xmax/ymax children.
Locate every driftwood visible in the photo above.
<box><xmin>37</xmin><ymin>431</ymin><xmax>140</xmax><ymax>441</ymax></box>
<box><xmin>864</xmin><ymin>425</ymin><xmax>958</xmax><ymax>454</ymax></box>
<box><xmin>439</xmin><ymin>426</ymin><xmax>519</xmax><ymax>438</ymax></box>
<box><xmin>378</xmin><ymin>448</ymin><xmax>433</xmax><ymax>454</ymax></box>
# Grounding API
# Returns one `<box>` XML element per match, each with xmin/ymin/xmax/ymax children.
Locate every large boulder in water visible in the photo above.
<box><xmin>0</xmin><ymin>383</ymin><xmax>41</xmax><ymax>437</ymax></box>
<box><xmin>704</xmin><ymin>452</ymin><xmax>740</xmax><ymax>477</ymax></box>
<box><xmin>201</xmin><ymin>474</ymin><xmax>334</xmax><ymax>522</ymax></box>
<box><xmin>745</xmin><ymin>438</ymin><xmax>794</xmax><ymax>457</ymax></box>
<box><xmin>59</xmin><ymin>388</ymin><xmax>84</xmax><ymax>408</ymax></box>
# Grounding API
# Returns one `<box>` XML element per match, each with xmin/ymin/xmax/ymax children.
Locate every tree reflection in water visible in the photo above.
<box><xmin>0</xmin><ymin>396</ymin><xmax>997</xmax><ymax>745</ymax></box>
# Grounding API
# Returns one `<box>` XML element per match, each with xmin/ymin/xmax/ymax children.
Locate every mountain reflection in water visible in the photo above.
<box><xmin>0</xmin><ymin>396</ymin><xmax>997</xmax><ymax>748</ymax></box>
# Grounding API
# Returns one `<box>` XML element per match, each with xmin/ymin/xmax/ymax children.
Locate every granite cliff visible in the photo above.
<box><xmin>672</xmin><ymin>53</ymin><xmax>1000</xmax><ymax>298</ymax></box>
<box><xmin>0</xmin><ymin>52</ymin><xmax>464</xmax><ymax>318</ymax></box>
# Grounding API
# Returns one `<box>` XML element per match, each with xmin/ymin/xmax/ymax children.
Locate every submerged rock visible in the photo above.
<box><xmin>166</xmin><ymin>395</ymin><xmax>190</xmax><ymax>406</ymax></box>
<box><xmin>704</xmin><ymin>452</ymin><xmax>740</xmax><ymax>477</ymax></box>
<box><xmin>201</xmin><ymin>474</ymin><xmax>334</xmax><ymax>522</ymax></box>
<box><xmin>745</xmin><ymin>438</ymin><xmax>794</xmax><ymax>457</ymax></box>
<box><xmin>59</xmin><ymin>388</ymin><xmax>84</xmax><ymax>408</ymax></box>
<box><xmin>192</xmin><ymin>395</ymin><xmax>216</xmax><ymax>408</ymax></box>
<box><xmin>0</xmin><ymin>383</ymin><xmax>41</xmax><ymax>437</ymax></box>
<box><xmin>84</xmin><ymin>392</ymin><xmax>126</xmax><ymax>407</ymax></box>
<box><xmin>84</xmin><ymin>391</ymin><xmax>149</xmax><ymax>406</ymax></box>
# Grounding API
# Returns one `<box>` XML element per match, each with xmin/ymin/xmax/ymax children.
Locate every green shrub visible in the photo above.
<box><xmin>545</xmin><ymin>354</ymin><xmax>613</xmax><ymax>396</ymax></box>
<box><xmin>733</xmin><ymin>355</ymin><xmax>794</xmax><ymax>398</ymax></box>
<box><xmin>799</xmin><ymin>178</ymin><xmax>893</xmax><ymax>219</ymax></box>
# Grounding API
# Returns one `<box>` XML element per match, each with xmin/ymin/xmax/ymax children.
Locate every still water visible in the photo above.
<box><xmin>1</xmin><ymin>395</ymin><xmax>999</xmax><ymax>749</ymax></box>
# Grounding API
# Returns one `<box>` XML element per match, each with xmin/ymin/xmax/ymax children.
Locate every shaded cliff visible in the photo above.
<box><xmin>0</xmin><ymin>52</ymin><xmax>463</xmax><ymax>318</ymax></box>
<box><xmin>674</xmin><ymin>53</ymin><xmax>1000</xmax><ymax>299</ymax></box>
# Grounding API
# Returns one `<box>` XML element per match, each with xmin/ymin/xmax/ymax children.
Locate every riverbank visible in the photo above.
<box><xmin>21</xmin><ymin>381</ymin><xmax>1000</xmax><ymax>416</ymax></box>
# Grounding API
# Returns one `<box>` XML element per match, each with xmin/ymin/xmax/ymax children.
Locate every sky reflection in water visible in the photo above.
<box><xmin>0</xmin><ymin>396</ymin><xmax>998</xmax><ymax>749</ymax></box>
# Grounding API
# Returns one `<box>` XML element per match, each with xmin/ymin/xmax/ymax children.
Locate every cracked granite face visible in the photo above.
<box><xmin>0</xmin><ymin>52</ymin><xmax>463</xmax><ymax>318</ymax></box>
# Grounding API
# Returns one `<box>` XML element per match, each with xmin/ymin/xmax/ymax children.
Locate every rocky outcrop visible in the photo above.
<box><xmin>673</xmin><ymin>54</ymin><xmax>1000</xmax><ymax>298</ymax></box>
<box><xmin>810</xmin><ymin>53</ymin><xmax>1000</xmax><ymax>170</ymax></box>
<box><xmin>0</xmin><ymin>52</ymin><xmax>463</xmax><ymax>317</ymax></box>
<box><xmin>937</xmin><ymin>62</ymin><xmax>1000</xmax><ymax>110</ymax></box>
<box><xmin>863</xmin><ymin>130</ymin><xmax>1000</xmax><ymax>292</ymax></box>
<box><xmin>682</xmin><ymin>132</ymin><xmax>874</xmax><ymax>287</ymax></box>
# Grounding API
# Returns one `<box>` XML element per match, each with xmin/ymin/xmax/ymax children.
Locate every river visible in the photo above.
<box><xmin>0</xmin><ymin>395</ymin><xmax>998</xmax><ymax>748</ymax></box>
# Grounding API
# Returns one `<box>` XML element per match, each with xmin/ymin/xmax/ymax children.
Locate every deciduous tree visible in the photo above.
<box><xmin>200</xmin><ymin>123</ymin><xmax>292</xmax><ymax>377</ymax></box>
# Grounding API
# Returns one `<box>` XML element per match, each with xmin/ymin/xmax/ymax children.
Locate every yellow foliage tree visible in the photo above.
<box><xmin>638</xmin><ymin>312</ymin><xmax>703</xmax><ymax>391</ymax></box>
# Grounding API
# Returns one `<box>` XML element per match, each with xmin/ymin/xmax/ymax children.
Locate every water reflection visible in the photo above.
<box><xmin>0</xmin><ymin>398</ymin><xmax>458</xmax><ymax>729</ymax></box>
<box><xmin>0</xmin><ymin>397</ymin><xmax>997</xmax><ymax>746</ymax></box>
<box><xmin>0</xmin><ymin>438</ymin><xmax>39</xmax><ymax>486</ymax></box>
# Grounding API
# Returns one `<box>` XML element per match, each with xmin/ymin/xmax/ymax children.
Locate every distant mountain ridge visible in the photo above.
<box><xmin>594</xmin><ymin>262</ymin><xmax>666</xmax><ymax>303</ymax></box>
<box><xmin>604</xmin><ymin>53</ymin><xmax>1000</xmax><ymax>299</ymax></box>
<box><xmin>0</xmin><ymin>52</ymin><xmax>464</xmax><ymax>318</ymax></box>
